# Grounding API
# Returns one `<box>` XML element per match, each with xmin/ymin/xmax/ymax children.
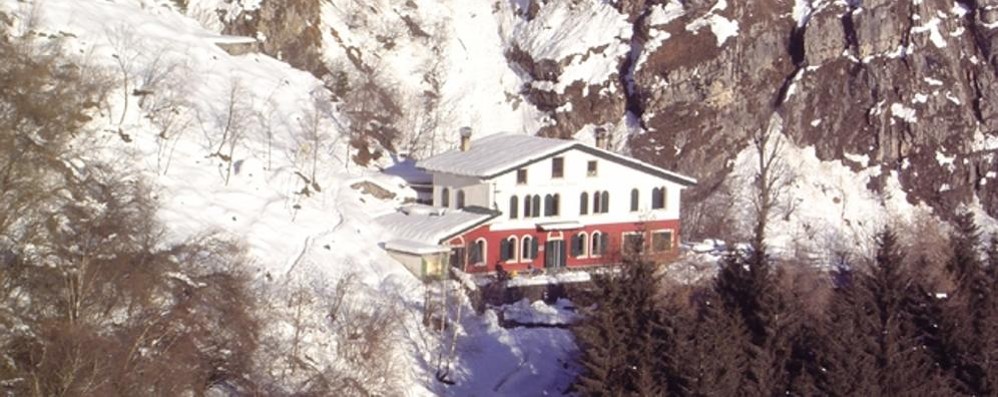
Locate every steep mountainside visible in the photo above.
<box><xmin>211</xmin><ymin>0</ymin><xmax>998</xmax><ymax>237</ymax></box>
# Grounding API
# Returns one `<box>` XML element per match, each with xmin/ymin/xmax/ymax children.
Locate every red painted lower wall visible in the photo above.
<box><xmin>447</xmin><ymin>219</ymin><xmax>681</xmax><ymax>274</ymax></box>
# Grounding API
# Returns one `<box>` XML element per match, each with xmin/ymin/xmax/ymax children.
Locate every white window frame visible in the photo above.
<box><xmin>574</xmin><ymin>231</ymin><xmax>589</xmax><ymax>259</ymax></box>
<box><xmin>621</xmin><ymin>231</ymin><xmax>646</xmax><ymax>256</ymax></box>
<box><xmin>521</xmin><ymin>235</ymin><xmax>535</xmax><ymax>262</ymax></box>
<box><xmin>650</xmin><ymin>229</ymin><xmax>675</xmax><ymax>253</ymax></box>
<box><xmin>504</xmin><ymin>236</ymin><xmax>519</xmax><ymax>263</ymax></box>
<box><xmin>590</xmin><ymin>231</ymin><xmax>604</xmax><ymax>257</ymax></box>
<box><xmin>472</xmin><ymin>238</ymin><xmax>487</xmax><ymax>267</ymax></box>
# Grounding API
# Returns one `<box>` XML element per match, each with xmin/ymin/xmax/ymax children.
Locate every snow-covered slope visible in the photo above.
<box><xmin>1</xmin><ymin>0</ymin><xmax>584</xmax><ymax>394</ymax></box>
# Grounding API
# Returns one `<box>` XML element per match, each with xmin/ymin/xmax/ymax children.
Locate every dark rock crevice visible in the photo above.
<box><xmin>841</xmin><ymin>6</ymin><xmax>860</xmax><ymax>55</ymax></box>
<box><xmin>775</xmin><ymin>25</ymin><xmax>808</xmax><ymax>107</ymax></box>
<box><xmin>619</xmin><ymin>6</ymin><xmax>653</xmax><ymax>126</ymax></box>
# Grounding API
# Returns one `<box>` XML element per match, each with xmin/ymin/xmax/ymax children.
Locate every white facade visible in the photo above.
<box><xmin>432</xmin><ymin>173</ymin><xmax>491</xmax><ymax>209</ymax></box>
<box><xmin>429</xmin><ymin>146</ymin><xmax>688</xmax><ymax>229</ymax></box>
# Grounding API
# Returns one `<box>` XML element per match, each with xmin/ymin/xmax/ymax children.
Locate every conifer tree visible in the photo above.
<box><xmin>682</xmin><ymin>289</ymin><xmax>750</xmax><ymax>396</ymax></box>
<box><xmin>573</xmin><ymin>273</ymin><xmax>629</xmax><ymax>395</ymax></box>
<box><xmin>824</xmin><ymin>229</ymin><xmax>949</xmax><ymax>396</ymax></box>
<box><xmin>573</xmin><ymin>257</ymin><xmax>670</xmax><ymax>395</ymax></box>
<box><xmin>938</xmin><ymin>213</ymin><xmax>997</xmax><ymax>395</ymax></box>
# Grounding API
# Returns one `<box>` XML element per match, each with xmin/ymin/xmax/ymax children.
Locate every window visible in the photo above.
<box><xmin>449</xmin><ymin>246</ymin><xmax>466</xmax><ymax>269</ymax></box>
<box><xmin>521</xmin><ymin>236</ymin><xmax>538</xmax><ymax>261</ymax></box>
<box><xmin>591</xmin><ymin>232</ymin><xmax>607</xmax><ymax>256</ymax></box>
<box><xmin>652</xmin><ymin>187</ymin><xmax>667</xmax><ymax>210</ymax></box>
<box><xmin>571</xmin><ymin>232</ymin><xmax>588</xmax><ymax>258</ymax></box>
<box><xmin>652</xmin><ymin>230</ymin><xmax>674</xmax><ymax>252</ymax></box>
<box><xmin>456</xmin><ymin>190</ymin><xmax>466</xmax><ymax>209</ymax></box>
<box><xmin>552</xmin><ymin>157</ymin><xmax>564</xmax><ymax>178</ymax></box>
<box><xmin>509</xmin><ymin>196</ymin><xmax>519</xmax><ymax>219</ymax></box>
<box><xmin>517</xmin><ymin>169</ymin><xmax>528</xmax><ymax>184</ymax></box>
<box><xmin>532</xmin><ymin>195</ymin><xmax>541</xmax><ymax>218</ymax></box>
<box><xmin>623</xmin><ymin>233</ymin><xmax>645</xmax><ymax>256</ymax></box>
<box><xmin>587</xmin><ymin>160</ymin><xmax>598</xmax><ymax>176</ymax></box>
<box><xmin>544</xmin><ymin>194</ymin><xmax>555</xmax><ymax>216</ymax></box>
<box><xmin>441</xmin><ymin>187</ymin><xmax>450</xmax><ymax>208</ymax></box>
<box><xmin>469</xmin><ymin>239</ymin><xmax>486</xmax><ymax>266</ymax></box>
<box><xmin>580</xmin><ymin>192</ymin><xmax>588</xmax><ymax>215</ymax></box>
<box><xmin>500</xmin><ymin>236</ymin><xmax>518</xmax><ymax>262</ymax></box>
<box><xmin>592</xmin><ymin>191</ymin><xmax>600</xmax><ymax>214</ymax></box>
<box><xmin>524</xmin><ymin>195</ymin><xmax>533</xmax><ymax>217</ymax></box>
<box><xmin>600</xmin><ymin>191</ymin><xmax>609</xmax><ymax>213</ymax></box>
<box><xmin>630</xmin><ymin>188</ymin><xmax>639</xmax><ymax>212</ymax></box>
<box><xmin>553</xmin><ymin>194</ymin><xmax>560</xmax><ymax>216</ymax></box>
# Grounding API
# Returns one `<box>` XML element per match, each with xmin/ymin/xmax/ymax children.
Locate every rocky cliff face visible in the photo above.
<box><xmin>627</xmin><ymin>0</ymin><xmax>998</xmax><ymax>223</ymax></box>
<box><xmin>213</xmin><ymin>0</ymin><xmax>998</xmax><ymax>232</ymax></box>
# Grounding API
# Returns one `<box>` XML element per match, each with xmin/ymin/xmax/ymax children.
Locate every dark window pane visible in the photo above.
<box><xmin>587</xmin><ymin>160</ymin><xmax>597</xmax><ymax>176</ymax></box>
<box><xmin>509</xmin><ymin>196</ymin><xmax>518</xmax><ymax>219</ymax></box>
<box><xmin>653</xmin><ymin>231</ymin><xmax>673</xmax><ymax>252</ymax></box>
<box><xmin>552</xmin><ymin>157</ymin><xmax>564</xmax><ymax>178</ymax></box>
<box><xmin>630</xmin><ymin>188</ymin><xmax>639</xmax><ymax>212</ymax></box>
<box><xmin>580</xmin><ymin>192</ymin><xmax>588</xmax><ymax>215</ymax></box>
<box><xmin>624</xmin><ymin>234</ymin><xmax>644</xmax><ymax>255</ymax></box>
<box><xmin>517</xmin><ymin>169</ymin><xmax>528</xmax><ymax>184</ymax></box>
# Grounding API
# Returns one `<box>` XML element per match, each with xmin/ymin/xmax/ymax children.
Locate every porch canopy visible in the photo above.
<box><xmin>536</xmin><ymin>221</ymin><xmax>584</xmax><ymax>231</ymax></box>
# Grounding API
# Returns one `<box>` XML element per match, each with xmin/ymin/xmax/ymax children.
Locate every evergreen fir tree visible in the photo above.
<box><xmin>684</xmin><ymin>289</ymin><xmax>750</xmax><ymax>396</ymax></box>
<box><xmin>937</xmin><ymin>213</ymin><xmax>998</xmax><ymax>395</ymax></box>
<box><xmin>573</xmin><ymin>257</ymin><xmax>670</xmax><ymax>395</ymax></box>
<box><xmin>573</xmin><ymin>274</ymin><xmax>628</xmax><ymax>395</ymax></box>
<box><xmin>618</xmin><ymin>257</ymin><xmax>668</xmax><ymax>396</ymax></box>
<box><xmin>823</xmin><ymin>229</ymin><xmax>950</xmax><ymax>396</ymax></box>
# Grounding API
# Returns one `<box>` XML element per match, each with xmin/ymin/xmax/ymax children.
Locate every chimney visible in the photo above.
<box><xmin>594</xmin><ymin>127</ymin><xmax>609</xmax><ymax>150</ymax></box>
<box><xmin>459</xmin><ymin>127</ymin><xmax>473</xmax><ymax>152</ymax></box>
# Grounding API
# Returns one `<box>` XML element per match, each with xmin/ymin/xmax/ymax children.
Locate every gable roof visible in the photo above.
<box><xmin>416</xmin><ymin>133</ymin><xmax>697</xmax><ymax>186</ymax></box>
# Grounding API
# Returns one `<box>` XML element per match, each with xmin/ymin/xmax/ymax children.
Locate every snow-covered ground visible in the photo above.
<box><xmin>7</xmin><ymin>0</ymin><xmax>996</xmax><ymax>394</ymax></box>
<box><xmin>0</xmin><ymin>0</ymin><xmax>585</xmax><ymax>394</ymax></box>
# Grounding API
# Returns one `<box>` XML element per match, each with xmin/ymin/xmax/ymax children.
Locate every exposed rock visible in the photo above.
<box><xmin>350</xmin><ymin>180</ymin><xmax>396</xmax><ymax>200</ymax></box>
<box><xmin>219</xmin><ymin>0</ymin><xmax>998</xmax><ymax>224</ymax></box>
<box><xmin>221</xmin><ymin>0</ymin><xmax>328</xmax><ymax>77</ymax></box>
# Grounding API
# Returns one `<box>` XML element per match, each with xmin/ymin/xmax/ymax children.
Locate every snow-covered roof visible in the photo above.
<box><xmin>416</xmin><ymin>133</ymin><xmax>697</xmax><ymax>186</ymax></box>
<box><xmin>418</xmin><ymin>133</ymin><xmax>574</xmax><ymax>178</ymax></box>
<box><xmin>384</xmin><ymin>239</ymin><xmax>450</xmax><ymax>255</ymax></box>
<box><xmin>376</xmin><ymin>204</ymin><xmax>498</xmax><ymax>250</ymax></box>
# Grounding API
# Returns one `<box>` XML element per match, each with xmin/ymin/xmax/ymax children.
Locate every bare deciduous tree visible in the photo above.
<box><xmin>105</xmin><ymin>24</ymin><xmax>140</xmax><ymax>128</ymax></box>
<box><xmin>750</xmin><ymin>114</ymin><xmax>789</xmax><ymax>251</ymax></box>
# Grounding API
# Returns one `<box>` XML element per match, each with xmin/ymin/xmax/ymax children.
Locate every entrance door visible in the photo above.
<box><xmin>545</xmin><ymin>240</ymin><xmax>566</xmax><ymax>269</ymax></box>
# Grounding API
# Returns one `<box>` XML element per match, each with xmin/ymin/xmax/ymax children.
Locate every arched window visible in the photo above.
<box><xmin>509</xmin><ymin>196</ymin><xmax>519</xmax><ymax>219</ymax></box>
<box><xmin>652</xmin><ymin>187</ymin><xmax>667</xmax><ymax>209</ymax></box>
<box><xmin>441</xmin><ymin>187</ymin><xmax>450</xmax><ymax>208</ymax></box>
<box><xmin>553</xmin><ymin>194</ymin><xmax>560</xmax><ymax>216</ymax></box>
<box><xmin>544</xmin><ymin>194</ymin><xmax>555</xmax><ymax>216</ymax></box>
<box><xmin>456</xmin><ymin>190</ymin><xmax>466</xmax><ymax>209</ymax></box>
<box><xmin>591</xmin><ymin>231</ymin><xmax>605</xmax><ymax>256</ymax></box>
<box><xmin>469</xmin><ymin>238</ymin><xmax>486</xmax><ymax>266</ymax></box>
<box><xmin>524</xmin><ymin>195</ymin><xmax>532</xmax><ymax>217</ymax></box>
<box><xmin>532</xmin><ymin>195</ymin><xmax>541</xmax><ymax>218</ymax></box>
<box><xmin>521</xmin><ymin>235</ymin><xmax>537</xmax><ymax>261</ymax></box>
<box><xmin>572</xmin><ymin>232</ymin><xmax>588</xmax><ymax>258</ymax></box>
<box><xmin>593</xmin><ymin>191</ymin><xmax>601</xmax><ymax>214</ymax></box>
<box><xmin>630</xmin><ymin>188</ymin><xmax>639</xmax><ymax>212</ymax></box>
<box><xmin>580</xmin><ymin>192</ymin><xmax>589</xmax><ymax>215</ymax></box>
<box><xmin>500</xmin><ymin>236</ymin><xmax>518</xmax><ymax>262</ymax></box>
<box><xmin>600</xmin><ymin>191</ymin><xmax>610</xmax><ymax>213</ymax></box>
